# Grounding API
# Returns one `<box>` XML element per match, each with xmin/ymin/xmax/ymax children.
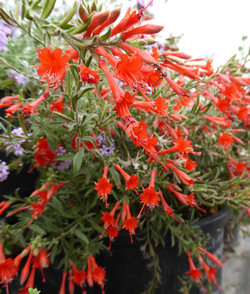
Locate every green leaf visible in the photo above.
<box><xmin>78</xmin><ymin>86</ymin><xmax>94</xmax><ymax>98</ymax></box>
<box><xmin>109</xmin><ymin>167</ymin><xmax>121</xmax><ymax>188</ymax></box>
<box><xmin>41</xmin><ymin>0</ymin><xmax>57</xmax><ymax>19</ymax></box>
<box><xmin>101</xmin><ymin>26</ymin><xmax>112</xmax><ymax>41</ymax></box>
<box><xmin>29</xmin><ymin>224</ymin><xmax>46</xmax><ymax>235</ymax></box>
<box><xmin>50</xmin><ymin>242</ymin><xmax>58</xmax><ymax>264</ymax></box>
<box><xmin>54</xmin><ymin>154</ymin><xmax>74</xmax><ymax>161</ymax></box>
<box><xmin>73</xmin><ymin>148</ymin><xmax>85</xmax><ymax>176</ymax></box>
<box><xmin>52</xmin><ymin>197</ymin><xmax>64</xmax><ymax>213</ymax></box>
<box><xmin>70</xmin><ymin>12</ymin><xmax>96</xmax><ymax>34</ymax></box>
<box><xmin>89</xmin><ymin>220</ymin><xmax>103</xmax><ymax>233</ymax></box>
<box><xmin>74</xmin><ymin>229</ymin><xmax>89</xmax><ymax>244</ymax></box>
<box><xmin>58</xmin><ymin>1</ymin><xmax>78</xmax><ymax>28</ymax></box>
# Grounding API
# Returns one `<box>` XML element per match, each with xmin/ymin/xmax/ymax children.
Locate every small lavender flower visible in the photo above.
<box><xmin>51</xmin><ymin>146</ymin><xmax>72</xmax><ymax>171</ymax></box>
<box><xmin>0</xmin><ymin>160</ymin><xmax>9</xmax><ymax>182</ymax></box>
<box><xmin>97</xmin><ymin>135</ymin><xmax>115</xmax><ymax>157</ymax></box>
<box><xmin>8</xmin><ymin>70</ymin><xmax>30</xmax><ymax>85</ymax></box>
<box><xmin>5</xmin><ymin>128</ymin><xmax>27</xmax><ymax>156</ymax></box>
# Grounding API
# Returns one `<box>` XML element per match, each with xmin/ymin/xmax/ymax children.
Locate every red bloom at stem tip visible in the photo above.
<box><xmin>0</xmin><ymin>241</ymin><xmax>19</xmax><ymax>294</ymax></box>
<box><xmin>50</xmin><ymin>96</ymin><xmax>65</xmax><ymax>113</ymax></box>
<box><xmin>35</xmin><ymin>45</ymin><xmax>68</xmax><ymax>84</ymax></box>
<box><xmin>122</xmin><ymin>203</ymin><xmax>138</xmax><ymax>243</ymax></box>
<box><xmin>138</xmin><ymin>170</ymin><xmax>160</xmax><ymax>218</ymax></box>
<box><xmin>115</xmin><ymin>164</ymin><xmax>140</xmax><ymax>194</ymax></box>
<box><xmin>59</xmin><ymin>271</ymin><xmax>67</xmax><ymax>294</ymax></box>
<box><xmin>186</xmin><ymin>251</ymin><xmax>207</xmax><ymax>293</ymax></box>
<box><xmin>80</xmin><ymin>61</ymin><xmax>100</xmax><ymax>84</ymax></box>
<box><xmin>94</xmin><ymin>167</ymin><xmax>113</xmax><ymax>207</ymax></box>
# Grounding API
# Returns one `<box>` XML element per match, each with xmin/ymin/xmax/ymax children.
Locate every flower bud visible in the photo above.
<box><xmin>83</xmin><ymin>10</ymin><xmax>110</xmax><ymax>38</ymax></box>
<box><xmin>90</xmin><ymin>0</ymin><xmax>98</xmax><ymax>13</ymax></box>
<box><xmin>78</xmin><ymin>4</ymin><xmax>88</xmax><ymax>22</ymax></box>
<box><xmin>33</xmin><ymin>248</ymin><xmax>39</xmax><ymax>257</ymax></box>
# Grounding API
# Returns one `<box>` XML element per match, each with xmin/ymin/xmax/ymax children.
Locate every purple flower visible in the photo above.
<box><xmin>97</xmin><ymin>135</ymin><xmax>115</xmax><ymax>157</ymax></box>
<box><xmin>5</xmin><ymin>128</ymin><xmax>26</xmax><ymax>156</ymax></box>
<box><xmin>51</xmin><ymin>146</ymin><xmax>72</xmax><ymax>171</ymax></box>
<box><xmin>8</xmin><ymin>70</ymin><xmax>30</xmax><ymax>85</ymax></box>
<box><xmin>0</xmin><ymin>160</ymin><xmax>9</xmax><ymax>182</ymax></box>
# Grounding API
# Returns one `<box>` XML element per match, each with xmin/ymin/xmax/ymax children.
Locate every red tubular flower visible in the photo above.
<box><xmin>205</xmin><ymin>115</ymin><xmax>231</xmax><ymax>128</ymax></box>
<box><xmin>80</xmin><ymin>61</ymin><xmax>100</xmax><ymax>84</ymax></box>
<box><xmin>71</xmin><ymin>263</ymin><xmax>86</xmax><ymax>292</ymax></box>
<box><xmin>112</xmin><ymin>49</ymin><xmax>144</xmax><ymax>89</ymax></box>
<box><xmin>0</xmin><ymin>95</ymin><xmax>19</xmax><ymax>109</ymax></box>
<box><xmin>20</xmin><ymin>251</ymin><xmax>33</xmax><ymax>285</ymax></box>
<box><xmin>5</xmin><ymin>102</ymin><xmax>23</xmax><ymax>117</ymax></box>
<box><xmin>6</xmin><ymin>205</ymin><xmax>29</xmax><ymax>217</ymax></box>
<box><xmin>161</xmin><ymin>136</ymin><xmax>199</xmax><ymax>156</ymax></box>
<box><xmin>21</xmin><ymin>94</ymin><xmax>46</xmax><ymax>116</ymax></box>
<box><xmin>101</xmin><ymin>212</ymin><xmax>115</xmax><ymax>230</ymax></box>
<box><xmin>98</xmin><ymin>60</ymin><xmax>124</xmax><ymax>102</ymax></box>
<box><xmin>31</xmin><ymin>249</ymin><xmax>49</xmax><ymax>282</ymax></box>
<box><xmin>30</xmin><ymin>182</ymin><xmax>51</xmax><ymax>198</ymax></box>
<box><xmin>167</xmin><ymin>185</ymin><xmax>205</xmax><ymax>212</ymax></box>
<box><xmin>165</xmin><ymin>76</ymin><xmax>190</xmax><ymax>97</ymax></box>
<box><xmin>198</xmin><ymin>247</ymin><xmax>223</xmax><ymax>267</ymax></box>
<box><xmin>18</xmin><ymin>266</ymin><xmax>36</xmax><ymax>294</ymax></box>
<box><xmin>59</xmin><ymin>271</ymin><xmax>67</xmax><ymax>294</ymax></box>
<box><xmin>122</xmin><ymin>24</ymin><xmax>164</xmax><ymax>41</ymax></box>
<box><xmin>122</xmin><ymin>204</ymin><xmax>138</xmax><ymax>243</ymax></box>
<box><xmin>162</xmin><ymin>59</ymin><xmax>199</xmax><ymax>80</ymax></box>
<box><xmin>110</xmin><ymin>7</ymin><xmax>131</xmax><ymax>37</ymax></box>
<box><xmin>0</xmin><ymin>241</ymin><xmax>19</xmax><ymax>294</ymax></box>
<box><xmin>165</xmin><ymin>163</ymin><xmax>194</xmax><ymax>188</ymax></box>
<box><xmin>0</xmin><ymin>201</ymin><xmax>11</xmax><ymax>215</ymax></box>
<box><xmin>107</xmin><ymin>213</ymin><xmax>120</xmax><ymax>249</ymax></box>
<box><xmin>227</xmin><ymin>156</ymin><xmax>247</xmax><ymax>176</ymax></box>
<box><xmin>161</xmin><ymin>192</ymin><xmax>181</xmax><ymax>223</ymax></box>
<box><xmin>121</xmin><ymin>42</ymin><xmax>156</xmax><ymax>65</ymax></box>
<box><xmin>65</xmin><ymin>47</ymin><xmax>79</xmax><ymax>63</ymax></box>
<box><xmin>115</xmin><ymin>164</ymin><xmax>140</xmax><ymax>194</ymax></box>
<box><xmin>89</xmin><ymin>255</ymin><xmax>106</xmax><ymax>292</ymax></box>
<box><xmin>68</xmin><ymin>270</ymin><xmax>74</xmax><ymax>294</ymax></box>
<box><xmin>94</xmin><ymin>166</ymin><xmax>113</xmax><ymax>207</ymax></box>
<box><xmin>186</xmin><ymin>251</ymin><xmax>207</xmax><ymax>293</ymax></box>
<box><xmin>202</xmin><ymin>90</ymin><xmax>219</xmax><ymax>105</ymax></box>
<box><xmin>27</xmin><ymin>202</ymin><xmax>45</xmax><ymax>226</ymax></box>
<box><xmin>83</xmin><ymin>11</ymin><xmax>110</xmax><ymax>38</ymax></box>
<box><xmin>47</xmin><ymin>182</ymin><xmax>64</xmax><ymax>199</ymax></box>
<box><xmin>185</xmin><ymin>159</ymin><xmax>197</xmax><ymax>171</ymax></box>
<box><xmin>96</xmin><ymin>46</ymin><xmax>118</xmax><ymax>69</ymax></box>
<box><xmin>138</xmin><ymin>170</ymin><xmax>160</xmax><ymax>218</ymax></box>
<box><xmin>162</xmin><ymin>51</ymin><xmax>192</xmax><ymax>59</ymax></box>
<box><xmin>218</xmin><ymin>133</ymin><xmax>234</xmax><ymax>149</ymax></box>
<box><xmin>87</xmin><ymin>258</ymin><xmax>93</xmax><ymax>287</ymax></box>
<box><xmin>93</xmin><ymin>8</ymin><xmax>121</xmax><ymax>36</ymax></box>
<box><xmin>34</xmin><ymin>45</ymin><xmax>68</xmax><ymax>83</ymax></box>
<box><xmin>121</xmin><ymin>200</ymin><xmax>127</xmax><ymax>220</ymax></box>
<box><xmin>202</xmin><ymin>262</ymin><xmax>220</xmax><ymax>291</ymax></box>
<box><xmin>110</xmin><ymin>0</ymin><xmax>153</xmax><ymax>37</ymax></box>
<box><xmin>50</xmin><ymin>96</ymin><xmax>65</xmax><ymax>113</ymax></box>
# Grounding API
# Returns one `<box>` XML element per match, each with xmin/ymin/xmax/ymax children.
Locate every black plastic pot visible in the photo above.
<box><xmin>3</xmin><ymin>207</ymin><xmax>232</xmax><ymax>294</ymax></box>
<box><xmin>100</xmin><ymin>206</ymin><xmax>232</xmax><ymax>294</ymax></box>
